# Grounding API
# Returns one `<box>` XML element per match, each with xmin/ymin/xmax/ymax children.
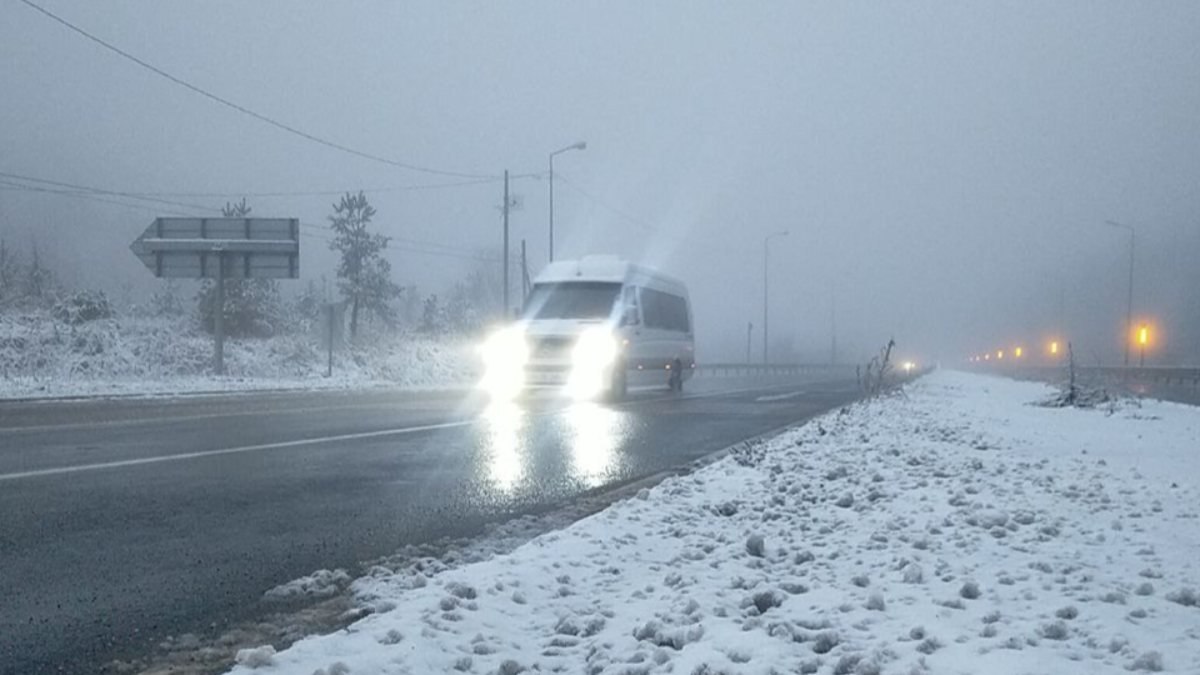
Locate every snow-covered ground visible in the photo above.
<box><xmin>227</xmin><ymin>370</ymin><xmax>1200</xmax><ymax>675</ymax></box>
<box><xmin>0</xmin><ymin>311</ymin><xmax>476</xmax><ymax>399</ymax></box>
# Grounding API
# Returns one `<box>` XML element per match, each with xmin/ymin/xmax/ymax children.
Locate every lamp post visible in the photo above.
<box><xmin>1137</xmin><ymin>324</ymin><xmax>1149</xmax><ymax>367</ymax></box>
<box><xmin>762</xmin><ymin>230</ymin><xmax>789</xmax><ymax>364</ymax></box>
<box><xmin>548</xmin><ymin>141</ymin><xmax>586</xmax><ymax>262</ymax></box>
<box><xmin>1104</xmin><ymin>220</ymin><xmax>1136</xmax><ymax>366</ymax></box>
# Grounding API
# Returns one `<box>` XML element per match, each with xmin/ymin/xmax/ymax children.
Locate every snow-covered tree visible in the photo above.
<box><xmin>0</xmin><ymin>239</ymin><xmax>17</xmax><ymax>306</ymax></box>
<box><xmin>25</xmin><ymin>241</ymin><xmax>54</xmax><ymax>303</ymax></box>
<box><xmin>194</xmin><ymin>199</ymin><xmax>284</xmax><ymax>336</ymax></box>
<box><xmin>327</xmin><ymin>191</ymin><xmax>400</xmax><ymax>338</ymax></box>
<box><xmin>419</xmin><ymin>293</ymin><xmax>447</xmax><ymax>335</ymax></box>
<box><xmin>197</xmin><ymin>275</ymin><xmax>283</xmax><ymax>337</ymax></box>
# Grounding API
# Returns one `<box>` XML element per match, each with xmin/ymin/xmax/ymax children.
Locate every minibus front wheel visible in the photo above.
<box><xmin>608</xmin><ymin>363</ymin><xmax>628</xmax><ymax>402</ymax></box>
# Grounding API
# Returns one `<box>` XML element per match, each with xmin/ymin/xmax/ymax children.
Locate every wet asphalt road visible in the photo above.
<box><xmin>0</xmin><ymin>372</ymin><xmax>862</xmax><ymax>674</ymax></box>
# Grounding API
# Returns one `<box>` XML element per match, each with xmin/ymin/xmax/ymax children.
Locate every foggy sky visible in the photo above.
<box><xmin>2</xmin><ymin>1</ymin><xmax>1198</xmax><ymax>365</ymax></box>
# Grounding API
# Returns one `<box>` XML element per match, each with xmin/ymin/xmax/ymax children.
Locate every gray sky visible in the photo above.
<box><xmin>2</xmin><ymin>1</ymin><xmax>1198</xmax><ymax>364</ymax></box>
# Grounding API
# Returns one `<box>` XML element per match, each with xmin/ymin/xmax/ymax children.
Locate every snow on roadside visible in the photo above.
<box><xmin>0</xmin><ymin>311</ymin><xmax>476</xmax><ymax>399</ymax></box>
<box><xmin>227</xmin><ymin>370</ymin><xmax>1200</xmax><ymax>675</ymax></box>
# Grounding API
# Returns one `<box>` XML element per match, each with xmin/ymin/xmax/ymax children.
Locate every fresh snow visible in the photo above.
<box><xmin>0</xmin><ymin>312</ymin><xmax>475</xmax><ymax>399</ymax></box>
<box><xmin>226</xmin><ymin>370</ymin><xmax>1200</xmax><ymax>675</ymax></box>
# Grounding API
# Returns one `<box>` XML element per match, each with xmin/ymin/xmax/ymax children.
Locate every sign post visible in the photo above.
<box><xmin>214</xmin><ymin>249</ymin><xmax>226</xmax><ymax>374</ymax></box>
<box><xmin>131</xmin><ymin>217</ymin><xmax>300</xmax><ymax>376</ymax></box>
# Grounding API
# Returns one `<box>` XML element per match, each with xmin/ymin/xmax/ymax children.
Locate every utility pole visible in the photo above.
<box><xmin>213</xmin><ymin>251</ymin><xmax>226</xmax><ymax>375</ymax></box>
<box><xmin>502</xmin><ymin>169</ymin><xmax>510</xmax><ymax>316</ymax></box>
<box><xmin>549</xmin><ymin>141</ymin><xmax>586</xmax><ymax>263</ymax></box>
<box><xmin>521</xmin><ymin>238</ymin><xmax>530</xmax><ymax>305</ymax></box>
<box><xmin>830</xmin><ymin>291</ymin><xmax>838</xmax><ymax>365</ymax></box>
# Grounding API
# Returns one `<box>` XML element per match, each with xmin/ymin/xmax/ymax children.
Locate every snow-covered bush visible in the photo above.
<box><xmin>0</xmin><ymin>305</ymin><xmax>476</xmax><ymax>397</ymax></box>
<box><xmin>197</xmin><ymin>278</ymin><xmax>284</xmax><ymax>338</ymax></box>
<box><xmin>52</xmin><ymin>290</ymin><xmax>113</xmax><ymax>324</ymax></box>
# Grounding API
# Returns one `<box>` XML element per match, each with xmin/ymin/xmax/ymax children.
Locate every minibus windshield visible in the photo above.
<box><xmin>523</xmin><ymin>282</ymin><xmax>621</xmax><ymax>320</ymax></box>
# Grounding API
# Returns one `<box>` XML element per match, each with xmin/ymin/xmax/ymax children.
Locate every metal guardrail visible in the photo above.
<box><xmin>983</xmin><ymin>365</ymin><xmax>1200</xmax><ymax>388</ymax></box>
<box><xmin>1086</xmin><ymin>366</ymin><xmax>1200</xmax><ymax>387</ymax></box>
<box><xmin>695</xmin><ymin>363</ymin><xmax>858</xmax><ymax>377</ymax></box>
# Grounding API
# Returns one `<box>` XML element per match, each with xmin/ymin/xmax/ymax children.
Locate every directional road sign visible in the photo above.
<box><xmin>130</xmin><ymin>217</ymin><xmax>300</xmax><ymax>279</ymax></box>
<box><xmin>130</xmin><ymin>217</ymin><xmax>301</xmax><ymax>375</ymax></box>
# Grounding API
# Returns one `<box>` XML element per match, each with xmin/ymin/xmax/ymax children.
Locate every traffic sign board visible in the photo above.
<box><xmin>129</xmin><ymin>217</ymin><xmax>300</xmax><ymax>279</ymax></box>
<box><xmin>130</xmin><ymin>217</ymin><xmax>301</xmax><ymax>375</ymax></box>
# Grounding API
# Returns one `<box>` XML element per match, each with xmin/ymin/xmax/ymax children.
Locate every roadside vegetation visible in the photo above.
<box><xmin>0</xmin><ymin>193</ymin><xmax>504</xmax><ymax>396</ymax></box>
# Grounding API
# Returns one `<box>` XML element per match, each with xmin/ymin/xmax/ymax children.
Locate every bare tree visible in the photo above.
<box><xmin>862</xmin><ymin>338</ymin><xmax>896</xmax><ymax>397</ymax></box>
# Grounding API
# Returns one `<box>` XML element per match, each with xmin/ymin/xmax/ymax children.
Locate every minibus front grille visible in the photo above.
<box><xmin>530</xmin><ymin>337</ymin><xmax>574</xmax><ymax>359</ymax></box>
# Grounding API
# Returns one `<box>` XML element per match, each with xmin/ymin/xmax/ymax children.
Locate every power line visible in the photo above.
<box><xmin>553</xmin><ymin>172</ymin><xmax>668</xmax><ymax>236</ymax></box>
<box><xmin>130</xmin><ymin>177</ymin><xmax>505</xmax><ymax>198</ymax></box>
<box><xmin>0</xmin><ymin>179</ymin><xmax>200</xmax><ymax>216</ymax></box>
<box><xmin>15</xmin><ymin>0</ymin><xmax>495</xmax><ymax>180</ymax></box>
<box><xmin>301</xmin><ymin>221</ymin><xmax>502</xmax><ymax>261</ymax></box>
<box><xmin>298</xmin><ymin>230</ymin><xmax>503</xmax><ymax>264</ymax></box>
<box><xmin>0</xmin><ymin>171</ymin><xmax>216</xmax><ymax>213</ymax></box>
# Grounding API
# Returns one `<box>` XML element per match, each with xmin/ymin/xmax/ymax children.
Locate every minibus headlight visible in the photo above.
<box><xmin>478</xmin><ymin>327</ymin><xmax>528</xmax><ymax>399</ymax></box>
<box><xmin>480</xmin><ymin>326</ymin><xmax>528</xmax><ymax>367</ymax></box>
<box><xmin>572</xmin><ymin>328</ymin><xmax>617</xmax><ymax>369</ymax></box>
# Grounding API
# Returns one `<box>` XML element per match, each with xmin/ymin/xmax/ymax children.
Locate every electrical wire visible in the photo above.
<box><xmin>128</xmin><ymin>177</ymin><xmax>504</xmax><ymax>198</ymax></box>
<box><xmin>0</xmin><ymin>179</ymin><xmax>200</xmax><ymax>217</ymax></box>
<box><xmin>0</xmin><ymin>171</ymin><xmax>216</xmax><ymax>213</ymax></box>
<box><xmin>552</xmin><ymin>173</ymin><xmax>664</xmax><ymax>236</ymax></box>
<box><xmin>15</xmin><ymin>0</ymin><xmax>496</xmax><ymax>179</ymax></box>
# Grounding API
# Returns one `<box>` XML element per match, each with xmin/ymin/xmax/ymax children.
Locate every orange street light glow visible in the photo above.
<box><xmin>997</xmin><ymin>350</ymin><xmax>1004</xmax><ymax>360</ymax></box>
<box><xmin>1050</xmin><ymin>341</ymin><xmax>1059</xmax><ymax>355</ymax></box>
<box><xmin>1014</xmin><ymin>347</ymin><xmax>1023</xmax><ymax>358</ymax></box>
<box><xmin>1138</xmin><ymin>325</ymin><xmax>1149</xmax><ymax>346</ymax></box>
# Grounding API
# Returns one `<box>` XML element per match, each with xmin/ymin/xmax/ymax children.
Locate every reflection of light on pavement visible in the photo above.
<box><xmin>482</xmin><ymin>402</ymin><xmax>525</xmax><ymax>490</ymax></box>
<box><xmin>566</xmin><ymin>403</ymin><xmax>622</xmax><ymax>488</ymax></box>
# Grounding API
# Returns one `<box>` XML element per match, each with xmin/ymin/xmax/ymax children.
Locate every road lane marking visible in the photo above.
<box><xmin>0</xmin><ymin>399</ymin><xmax>466</xmax><ymax>434</ymax></box>
<box><xmin>0</xmin><ymin>378</ymin><xmax>861</xmax><ymax>482</ymax></box>
<box><xmin>755</xmin><ymin>391</ymin><xmax>805</xmax><ymax>402</ymax></box>
<box><xmin>0</xmin><ymin>420</ymin><xmax>472</xmax><ymax>482</ymax></box>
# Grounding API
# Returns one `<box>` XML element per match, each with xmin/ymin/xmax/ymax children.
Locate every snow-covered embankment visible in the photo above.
<box><xmin>230</xmin><ymin>370</ymin><xmax>1200</xmax><ymax>675</ymax></box>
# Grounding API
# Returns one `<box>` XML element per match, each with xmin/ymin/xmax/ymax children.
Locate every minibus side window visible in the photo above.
<box><xmin>642</xmin><ymin>288</ymin><xmax>664</xmax><ymax>329</ymax></box>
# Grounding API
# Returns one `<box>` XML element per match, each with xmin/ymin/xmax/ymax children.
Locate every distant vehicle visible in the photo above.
<box><xmin>478</xmin><ymin>255</ymin><xmax>695</xmax><ymax>401</ymax></box>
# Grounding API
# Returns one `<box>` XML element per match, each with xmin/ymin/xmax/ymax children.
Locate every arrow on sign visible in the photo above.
<box><xmin>129</xmin><ymin>217</ymin><xmax>300</xmax><ymax>279</ymax></box>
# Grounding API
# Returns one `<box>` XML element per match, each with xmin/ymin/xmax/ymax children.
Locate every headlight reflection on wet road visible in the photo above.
<box><xmin>565</xmin><ymin>402</ymin><xmax>627</xmax><ymax>488</ymax></box>
<box><xmin>481</xmin><ymin>401</ymin><xmax>525</xmax><ymax>490</ymax></box>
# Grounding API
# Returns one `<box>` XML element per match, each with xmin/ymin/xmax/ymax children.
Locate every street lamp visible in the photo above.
<box><xmin>548</xmin><ymin>141</ymin><xmax>587</xmax><ymax>262</ymax></box>
<box><xmin>1104</xmin><ymin>220</ymin><xmax>1136</xmax><ymax>366</ymax></box>
<box><xmin>1137</xmin><ymin>324</ymin><xmax>1149</xmax><ymax>367</ymax></box>
<box><xmin>762</xmin><ymin>230</ymin><xmax>789</xmax><ymax>364</ymax></box>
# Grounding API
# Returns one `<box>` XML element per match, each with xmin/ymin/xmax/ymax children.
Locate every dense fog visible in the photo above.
<box><xmin>2</xmin><ymin>1</ymin><xmax>1197</xmax><ymax>365</ymax></box>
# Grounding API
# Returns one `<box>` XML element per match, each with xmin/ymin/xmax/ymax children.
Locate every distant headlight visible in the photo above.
<box><xmin>479</xmin><ymin>327</ymin><xmax>527</xmax><ymax>399</ymax></box>
<box><xmin>571</xmin><ymin>327</ymin><xmax>618</xmax><ymax>369</ymax></box>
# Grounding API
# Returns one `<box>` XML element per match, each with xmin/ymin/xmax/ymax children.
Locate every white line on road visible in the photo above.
<box><xmin>0</xmin><ymin>420</ymin><xmax>472</xmax><ymax>482</ymax></box>
<box><xmin>1</xmin><ymin>379</ymin><xmax>854</xmax><ymax>482</ymax></box>
<box><xmin>755</xmin><ymin>391</ymin><xmax>805</xmax><ymax>402</ymax></box>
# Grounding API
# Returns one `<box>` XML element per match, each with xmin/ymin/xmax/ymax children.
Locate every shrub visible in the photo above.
<box><xmin>52</xmin><ymin>290</ymin><xmax>112</xmax><ymax>324</ymax></box>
